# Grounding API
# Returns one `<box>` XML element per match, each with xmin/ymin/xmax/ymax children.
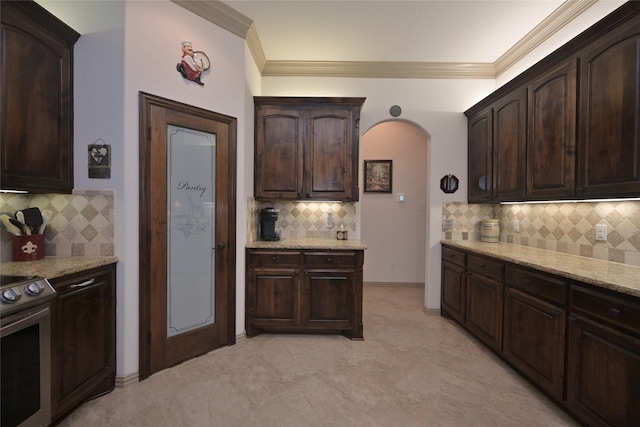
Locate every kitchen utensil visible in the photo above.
<box><xmin>15</xmin><ymin>211</ymin><xmax>31</xmax><ymax>235</ymax></box>
<box><xmin>39</xmin><ymin>209</ymin><xmax>53</xmax><ymax>234</ymax></box>
<box><xmin>22</xmin><ymin>208</ymin><xmax>43</xmax><ymax>234</ymax></box>
<box><xmin>0</xmin><ymin>214</ymin><xmax>22</xmax><ymax>236</ymax></box>
<box><xmin>9</xmin><ymin>217</ymin><xmax>25</xmax><ymax>235</ymax></box>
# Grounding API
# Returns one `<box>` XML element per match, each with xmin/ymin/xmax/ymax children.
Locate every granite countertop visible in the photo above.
<box><xmin>0</xmin><ymin>256</ymin><xmax>119</xmax><ymax>279</ymax></box>
<box><xmin>247</xmin><ymin>238</ymin><xmax>367</xmax><ymax>250</ymax></box>
<box><xmin>441</xmin><ymin>240</ymin><xmax>640</xmax><ymax>298</ymax></box>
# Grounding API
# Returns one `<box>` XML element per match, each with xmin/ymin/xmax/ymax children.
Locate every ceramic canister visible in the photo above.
<box><xmin>480</xmin><ymin>219</ymin><xmax>500</xmax><ymax>243</ymax></box>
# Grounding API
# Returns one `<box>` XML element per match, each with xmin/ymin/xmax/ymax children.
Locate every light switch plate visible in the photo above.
<box><xmin>595</xmin><ymin>224</ymin><xmax>607</xmax><ymax>241</ymax></box>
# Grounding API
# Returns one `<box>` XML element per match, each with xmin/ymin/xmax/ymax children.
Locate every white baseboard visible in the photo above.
<box><xmin>115</xmin><ymin>372</ymin><xmax>139</xmax><ymax>389</ymax></box>
<box><xmin>423</xmin><ymin>307</ymin><xmax>441</xmax><ymax>316</ymax></box>
<box><xmin>236</xmin><ymin>332</ymin><xmax>247</xmax><ymax>343</ymax></box>
<box><xmin>364</xmin><ymin>282</ymin><xmax>424</xmax><ymax>288</ymax></box>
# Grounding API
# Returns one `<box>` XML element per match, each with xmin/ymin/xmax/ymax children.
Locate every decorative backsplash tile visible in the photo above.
<box><xmin>443</xmin><ymin>201</ymin><xmax>640</xmax><ymax>267</ymax></box>
<box><xmin>249</xmin><ymin>199</ymin><xmax>356</xmax><ymax>241</ymax></box>
<box><xmin>0</xmin><ymin>190</ymin><xmax>115</xmax><ymax>261</ymax></box>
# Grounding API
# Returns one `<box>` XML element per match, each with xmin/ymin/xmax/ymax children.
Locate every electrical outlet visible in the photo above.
<box><xmin>442</xmin><ymin>219</ymin><xmax>453</xmax><ymax>230</ymax></box>
<box><xmin>595</xmin><ymin>224</ymin><xmax>607</xmax><ymax>241</ymax></box>
<box><xmin>513</xmin><ymin>219</ymin><xmax>520</xmax><ymax>233</ymax></box>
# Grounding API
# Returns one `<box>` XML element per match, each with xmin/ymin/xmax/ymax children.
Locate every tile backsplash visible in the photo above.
<box><xmin>0</xmin><ymin>190</ymin><xmax>115</xmax><ymax>261</ymax></box>
<box><xmin>247</xmin><ymin>197</ymin><xmax>356</xmax><ymax>242</ymax></box>
<box><xmin>443</xmin><ymin>201</ymin><xmax>640</xmax><ymax>267</ymax></box>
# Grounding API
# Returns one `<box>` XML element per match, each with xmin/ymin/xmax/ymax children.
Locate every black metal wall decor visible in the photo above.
<box><xmin>440</xmin><ymin>174</ymin><xmax>459</xmax><ymax>194</ymax></box>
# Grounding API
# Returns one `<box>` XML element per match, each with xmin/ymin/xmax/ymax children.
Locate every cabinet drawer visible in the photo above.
<box><xmin>570</xmin><ymin>285</ymin><xmax>640</xmax><ymax>335</ymax></box>
<box><xmin>467</xmin><ymin>254</ymin><xmax>504</xmax><ymax>282</ymax></box>
<box><xmin>249</xmin><ymin>251</ymin><xmax>302</xmax><ymax>267</ymax></box>
<box><xmin>304</xmin><ymin>252</ymin><xmax>356</xmax><ymax>268</ymax></box>
<box><xmin>442</xmin><ymin>246</ymin><xmax>466</xmax><ymax>267</ymax></box>
<box><xmin>506</xmin><ymin>266</ymin><xmax>566</xmax><ymax>305</ymax></box>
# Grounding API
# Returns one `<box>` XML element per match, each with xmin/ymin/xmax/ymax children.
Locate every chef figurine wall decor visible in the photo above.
<box><xmin>176</xmin><ymin>40</ymin><xmax>210</xmax><ymax>86</ymax></box>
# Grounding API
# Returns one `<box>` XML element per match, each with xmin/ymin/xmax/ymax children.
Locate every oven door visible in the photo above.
<box><xmin>1</xmin><ymin>305</ymin><xmax>51</xmax><ymax>427</ymax></box>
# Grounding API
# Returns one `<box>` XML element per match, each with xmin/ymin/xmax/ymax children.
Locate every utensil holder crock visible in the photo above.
<box><xmin>12</xmin><ymin>234</ymin><xmax>44</xmax><ymax>262</ymax></box>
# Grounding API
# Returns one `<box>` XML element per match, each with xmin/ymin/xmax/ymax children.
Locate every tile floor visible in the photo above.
<box><xmin>59</xmin><ymin>286</ymin><xmax>579</xmax><ymax>426</ymax></box>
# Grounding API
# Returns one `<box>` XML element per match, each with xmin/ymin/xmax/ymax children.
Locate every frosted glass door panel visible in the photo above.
<box><xmin>167</xmin><ymin>125</ymin><xmax>216</xmax><ymax>337</ymax></box>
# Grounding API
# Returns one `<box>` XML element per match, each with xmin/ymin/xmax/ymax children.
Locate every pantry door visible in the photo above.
<box><xmin>139</xmin><ymin>92</ymin><xmax>236</xmax><ymax>379</ymax></box>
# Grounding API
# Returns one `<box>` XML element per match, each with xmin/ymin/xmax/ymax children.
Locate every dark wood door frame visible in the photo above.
<box><xmin>138</xmin><ymin>92</ymin><xmax>237</xmax><ymax>380</ymax></box>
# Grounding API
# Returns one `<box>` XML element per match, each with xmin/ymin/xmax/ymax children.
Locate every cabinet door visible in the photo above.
<box><xmin>527</xmin><ymin>60</ymin><xmax>577</xmax><ymax>199</ymax></box>
<box><xmin>305</xmin><ymin>108</ymin><xmax>356</xmax><ymax>200</ymax></box>
<box><xmin>302</xmin><ymin>269</ymin><xmax>353</xmax><ymax>331</ymax></box>
<box><xmin>50</xmin><ymin>265</ymin><xmax>116</xmax><ymax>421</ymax></box>
<box><xmin>465</xmin><ymin>273</ymin><xmax>503</xmax><ymax>351</ymax></box>
<box><xmin>503</xmin><ymin>287</ymin><xmax>565</xmax><ymax>400</ymax></box>
<box><xmin>577</xmin><ymin>19</ymin><xmax>640</xmax><ymax>198</ymax></box>
<box><xmin>1</xmin><ymin>2</ymin><xmax>79</xmax><ymax>193</ymax></box>
<box><xmin>441</xmin><ymin>260</ymin><xmax>466</xmax><ymax>323</ymax></box>
<box><xmin>566</xmin><ymin>314</ymin><xmax>640</xmax><ymax>427</ymax></box>
<box><xmin>254</xmin><ymin>106</ymin><xmax>304</xmax><ymax>200</ymax></box>
<box><xmin>493</xmin><ymin>89</ymin><xmax>526</xmax><ymax>201</ymax></box>
<box><xmin>246</xmin><ymin>267</ymin><xmax>301</xmax><ymax>336</ymax></box>
<box><xmin>468</xmin><ymin>108</ymin><xmax>493</xmax><ymax>203</ymax></box>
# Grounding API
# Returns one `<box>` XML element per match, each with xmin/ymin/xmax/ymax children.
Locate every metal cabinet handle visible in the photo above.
<box><xmin>327</xmin><ymin>257</ymin><xmax>332</xmax><ymax>263</ymax></box>
<box><xmin>608</xmin><ymin>307</ymin><xmax>621</xmax><ymax>317</ymax></box>
<box><xmin>70</xmin><ymin>278</ymin><xmax>96</xmax><ymax>289</ymax></box>
<box><xmin>272</xmin><ymin>255</ymin><xmax>277</xmax><ymax>261</ymax></box>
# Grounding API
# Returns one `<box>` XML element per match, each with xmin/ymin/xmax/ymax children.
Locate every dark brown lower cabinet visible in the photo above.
<box><xmin>246</xmin><ymin>248</ymin><xmax>363</xmax><ymax>339</ymax></box>
<box><xmin>441</xmin><ymin>243</ymin><xmax>640</xmax><ymax>427</ymax></box>
<box><xmin>50</xmin><ymin>264</ymin><xmax>116</xmax><ymax>423</ymax></box>
<box><xmin>465</xmin><ymin>272</ymin><xmax>503</xmax><ymax>352</ymax></box>
<box><xmin>503</xmin><ymin>287</ymin><xmax>566</xmax><ymax>400</ymax></box>
<box><xmin>441</xmin><ymin>260</ymin><xmax>466</xmax><ymax>323</ymax></box>
<box><xmin>566</xmin><ymin>314</ymin><xmax>640</xmax><ymax>427</ymax></box>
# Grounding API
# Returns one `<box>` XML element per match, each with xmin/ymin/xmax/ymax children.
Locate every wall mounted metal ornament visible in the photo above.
<box><xmin>88</xmin><ymin>139</ymin><xmax>111</xmax><ymax>179</ymax></box>
<box><xmin>440</xmin><ymin>174</ymin><xmax>459</xmax><ymax>194</ymax></box>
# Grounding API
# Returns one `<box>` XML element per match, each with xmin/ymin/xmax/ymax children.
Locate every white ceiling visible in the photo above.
<box><xmin>222</xmin><ymin>0</ymin><xmax>566</xmax><ymax>63</ymax></box>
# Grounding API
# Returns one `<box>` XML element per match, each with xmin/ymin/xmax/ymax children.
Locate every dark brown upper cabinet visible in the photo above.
<box><xmin>465</xmin><ymin>2</ymin><xmax>640</xmax><ymax>203</ymax></box>
<box><xmin>1</xmin><ymin>1</ymin><xmax>80</xmax><ymax>193</ymax></box>
<box><xmin>254</xmin><ymin>97</ymin><xmax>365</xmax><ymax>202</ymax></box>
<box><xmin>577</xmin><ymin>17</ymin><xmax>640</xmax><ymax>198</ymax></box>
<box><xmin>526</xmin><ymin>60</ymin><xmax>577</xmax><ymax>200</ymax></box>
<box><xmin>467</xmin><ymin>89</ymin><xmax>526</xmax><ymax>203</ymax></box>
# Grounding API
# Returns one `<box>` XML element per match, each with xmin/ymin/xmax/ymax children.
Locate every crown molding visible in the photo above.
<box><xmin>261</xmin><ymin>61</ymin><xmax>495</xmax><ymax>79</ymax></box>
<box><xmin>171</xmin><ymin>0</ymin><xmax>252</xmax><ymax>39</ymax></box>
<box><xmin>173</xmin><ymin>0</ymin><xmax>596</xmax><ymax>80</ymax></box>
<box><xmin>246</xmin><ymin>24</ymin><xmax>267</xmax><ymax>71</ymax></box>
<box><xmin>494</xmin><ymin>0</ymin><xmax>597</xmax><ymax>76</ymax></box>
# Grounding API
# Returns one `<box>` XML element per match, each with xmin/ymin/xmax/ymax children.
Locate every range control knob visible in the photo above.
<box><xmin>1</xmin><ymin>288</ymin><xmax>21</xmax><ymax>303</ymax></box>
<box><xmin>24</xmin><ymin>282</ymin><xmax>44</xmax><ymax>296</ymax></box>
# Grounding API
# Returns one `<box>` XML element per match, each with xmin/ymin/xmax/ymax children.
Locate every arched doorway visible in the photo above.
<box><xmin>360</xmin><ymin>120</ymin><xmax>430</xmax><ymax>287</ymax></box>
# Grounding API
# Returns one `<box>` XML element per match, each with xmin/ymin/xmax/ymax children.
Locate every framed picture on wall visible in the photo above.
<box><xmin>364</xmin><ymin>160</ymin><xmax>392</xmax><ymax>193</ymax></box>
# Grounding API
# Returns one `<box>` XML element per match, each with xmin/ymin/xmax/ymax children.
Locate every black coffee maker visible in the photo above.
<box><xmin>260</xmin><ymin>207</ymin><xmax>280</xmax><ymax>241</ymax></box>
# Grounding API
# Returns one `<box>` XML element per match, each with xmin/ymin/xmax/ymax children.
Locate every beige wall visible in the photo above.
<box><xmin>443</xmin><ymin>201</ymin><xmax>640</xmax><ymax>267</ymax></box>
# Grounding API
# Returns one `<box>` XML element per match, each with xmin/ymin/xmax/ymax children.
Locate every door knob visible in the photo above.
<box><xmin>215</xmin><ymin>243</ymin><xmax>226</xmax><ymax>249</ymax></box>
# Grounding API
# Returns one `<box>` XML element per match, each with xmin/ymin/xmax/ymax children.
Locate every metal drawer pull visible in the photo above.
<box><xmin>272</xmin><ymin>256</ymin><xmax>277</xmax><ymax>261</ymax></box>
<box><xmin>608</xmin><ymin>307</ymin><xmax>621</xmax><ymax>317</ymax></box>
<box><xmin>70</xmin><ymin>278</ymin><xmax>96</xmax><ymax>289</ymax></box>
<box><xmin>327</xmin><ymin>258</ymin><xmax>332</xmax><ymax>262</ymax></box>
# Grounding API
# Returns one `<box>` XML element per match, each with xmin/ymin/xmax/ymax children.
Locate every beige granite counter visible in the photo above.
<box><xmin>0</xmin><ymin>256</ymin><xmax>119</xmax><ymax>279</ymax></box>
<box><xmin>442</xmin><ymin>240</ymin><xmax>640</xmax><ymax>298</ymax></box>
<box><xmin>247</xmin><ymin>238</ymin><xmax>367</xmax><ymax>250</ymax></box>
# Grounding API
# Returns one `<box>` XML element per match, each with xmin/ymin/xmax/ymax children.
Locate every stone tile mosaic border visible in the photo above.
<box><xmin>0</xmin><ymin>190</ymin><xmax>115</xmax><ymax>261</ymax></box>
<box><xmin>443</xmin><ymin>201</ymin><xmax>640</xmax><ymax>267</ymax></box>
<box><xmin>249</xmin><ymin>199</ymin><xmax>357</xmax><ymax>241</ymax></box>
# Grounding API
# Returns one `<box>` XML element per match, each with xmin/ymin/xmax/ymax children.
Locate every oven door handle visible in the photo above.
<box><xmin>1</xmin><ymin>306</ymin><xmax>50</xmax><ymax>337</ymax></box>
